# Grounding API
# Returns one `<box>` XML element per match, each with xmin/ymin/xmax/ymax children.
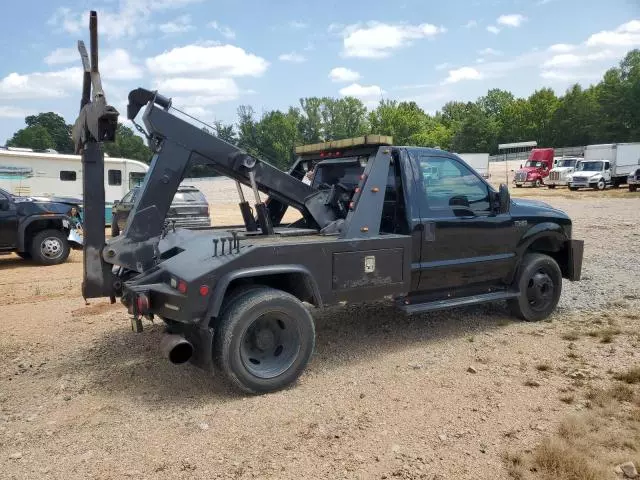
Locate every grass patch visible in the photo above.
<box><xmin>566</xmin><ymin>351</ymin><xmax>580</xmax><ymax>360</ymax></box>
<box><xmin>504</xmin><ymin>384</ymin><xmax>640</xmax><ymax>479</ymax></box>
<box><xmin>614</xmin><ymin>367</ymin><xmax>640</xmax><ymax>384</ymax></box>
<box><xmin>467</xmin><ymin>336</ymin><xmax>475</xmax><ymax>343</ymax></box>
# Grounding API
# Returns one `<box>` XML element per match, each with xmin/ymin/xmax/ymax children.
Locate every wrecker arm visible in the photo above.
<box><xmin>73</xmin><ymin>12</ymin><xmax>341</xmax><ymax>299</ymax></box>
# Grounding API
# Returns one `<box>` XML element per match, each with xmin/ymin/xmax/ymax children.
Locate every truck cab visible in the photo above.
<box><xmin>513</xmin><ymin>148</ymin><xmax>554</xmax><ymax>188</ymax></box>
<box><xmin>546</xmin><ymin>157</ymin><xmax>582</xmax><ymax>189</ymax></box>
<box><xmin>567</xmin><ymin>160</ymin><xmax>611</xmax><ymax>191</ymax></box>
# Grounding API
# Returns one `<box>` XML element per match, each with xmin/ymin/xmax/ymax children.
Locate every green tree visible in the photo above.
<box><xmin>7</xmin><ymin>124</ymin><xmax>55</xmax><ymax>151</ymax></box>
<box><xmin>103</xmin><ymin>124</ymin><xmax>152</xmax><ymax>163</ymax></box>
<box><xmin>550</xmin><ymin>84</ymin><xmax>599</xmax><ymax>146</ymax></box>
<box><xmin>449</xmin><ymin>103</ymin><xmax>498</xmax><ymax>153</ymax></box>
<box><xmin>213</xmin><ymin>121</ymin><xmax>237</xmax><ymax>145</ymax></box>
<box><xmin>526</xmin><ymin>88</ymin><xmax>559</xmax><ymax>146</ymax></box>
<box><xmin>321</xmin><ymin>97</ymin><xmax>368</xmax><ymax>140</ymax></box>
<box><xmin>368</xmin><ymin>100</ymin><xmax>430</xmax><ymax>145</ymax></box>
<box><xmin>298</xmin><ymin>97</ymin><xmax>324</xmax><ymax>143</ymax></box>
<box><xmin>24</xmin><ymin>112</ymin><xmax>74</xmax><ymax>153</ymax></box>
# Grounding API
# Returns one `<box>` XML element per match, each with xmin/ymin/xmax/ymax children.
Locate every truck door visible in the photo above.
<box><xmin>0</xmin><ymin>189</ymin><xmax>18</xmax><ymax>249</ymax></box>
<box><xmin>409</xmin><ymin>151</ymin><xmax>517</xmax><ymax>292</ymax></box>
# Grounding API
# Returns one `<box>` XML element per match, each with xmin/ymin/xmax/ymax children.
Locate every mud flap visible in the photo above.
<box><xmin>567</xmin><ymin>239</ymin><xmax>584</xmax><ymax>281</ymax></box>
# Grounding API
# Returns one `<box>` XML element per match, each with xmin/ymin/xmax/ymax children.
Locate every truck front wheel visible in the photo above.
<box><xmin>596</xmin><ymin>179</ymin><xmax>606</xmax><ymax>191</ymax></box>
<box><xmin>30</xmin><ymin>229</ymin><xmax>70</xmax><ymax>265</ymax></box>
<box><xmin>631</xmin><ymin>185</ymin><xmax>638</xmax><ymax>192</ymax></box>
<box><xmin>508</xmin><ymin>253</ymin><xmax>562</xmax><ymax>322</ymax></box>
<box><xmin>215</xmin><ymin>287</ymin><xmax>315</xmax><ymax>394</ymax></box>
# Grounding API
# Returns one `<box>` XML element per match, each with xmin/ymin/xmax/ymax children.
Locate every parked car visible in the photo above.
<box><xmin>111</xmin><ymin>185</ymin><xmax>211</xmax><ymax>236</ymax></box>
<box><xmin>629</xmin><ymin>167</ymin><xmax>640</xmax><ymax>192</ymax></box>
<box><xmin>0</xmin><ymin>187</ymin><xmax>81</xmax><ymax>264</ymax></box>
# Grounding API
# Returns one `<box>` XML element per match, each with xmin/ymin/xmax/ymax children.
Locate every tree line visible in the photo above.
<box><xmin>5</xmin><ymin>49</ymin><xmax>640</xmax><ymax>173</ymax></box>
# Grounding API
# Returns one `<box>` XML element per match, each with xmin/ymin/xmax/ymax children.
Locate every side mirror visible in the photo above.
<box><xmin>498</xmin><ymin>183</ymin><xmax>510</xmax><ymax>214</ymax></box>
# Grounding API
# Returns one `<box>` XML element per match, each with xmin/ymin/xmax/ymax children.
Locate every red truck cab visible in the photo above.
<box><xmin>513</xmin><ymin>148</ymin><xmax>554</xmax><ymax>187</ymax></box>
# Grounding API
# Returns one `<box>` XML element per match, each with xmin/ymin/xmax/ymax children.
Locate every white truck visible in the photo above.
<box><xmin>456</xmin><ymin>153</ymin><xmax>490</xmax><ymax>178</ymax></box>
<box><xmin>567</xmin><ymin>143</ymin><xmax>640</xmax><ymax>191</ymax></box>
<box><xmin>546</xmin><ymin>157</ymin><xmax>582</xmax><ymax>189</ymax></box>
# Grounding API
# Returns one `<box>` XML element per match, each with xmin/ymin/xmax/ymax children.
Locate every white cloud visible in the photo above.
<box><xmin>497</xmin><ymin>14</ymin><xmax>526</xmax><ymax>28</ymax></box>
<box><xmin>543</xmin><ymin>51</ymin><xmax>616</xmax><ymax>68</ymax></box>
<box><xmin>586</xmin><ymin>20</ymin><xmax>640</xmax><ymax>47</ymax></box>
<box><xmin>443</xmin><ymin>66</ymin><xmax>483</xmax><ymax>84</ymax></box>
<box><xmin>328</xmin><ymin>23</ymin><xmax>344</xmax><ymax>34</ymax></box>
<box><xmin>0</xmin><ymin>67</ymin><xmax>83</xmax><ymax>100</ymax></box>
<box><xmin>339</xmin><ymin>83</ymin><xmax>385</xmax><ymax>99</ymax></box>
<box><xmin>464</xmin><ymin>20</ymin><xmax>478</xmax><ymax>28</ymax></box>
<box><xmin>278</xmin><ymin>52</ymin><xmax>306</xmax><ymax>63</ymax></box>
<box><xmin>549</xmin><ymin>43</ymin><xmax>576</xmax><ymax>53</ymax></box>
<box><xmin>48</xmin><ymin>0</ymin><xmax>203</xmax><ymax>39</ymax></box>
<box><xmin>340</xmin><ymin>21</ymin><xmax>446</xmax><ymax>58</ymax></box>
<box><xmin>328</xmin><ymin>67</ymin><xmax>361</xmax><ymax>83</ymax></box>
<box><xmin>487</xmin><ymin>25</ymin><xmax>500</xmax><ymax>34</ymax></box>
<box><xmin>0</xmin><ymin>106</ymin><xmax>31</xmax><ymax>118</ymax></box>
<box><xmin>289</xmin><ymin>20</ymin><xmax>308</xmax><ymax>29</ymax></box>
<box><xmin>42</xmin><ymin>48</ymin><xmax>142</xmax><ymax>80</ymax></box>
<box><xmin>159</xmin><ymin>14</ymin><xmax>193</xmax><ymax>34</ymax></box>
<box><xmin>146</xmin><ymin>44</ymin><xmax>269</xmax><ymax>78</ymax></box>
<box><xmin>44</xmin><ymin>47</ymin><xmax>79</xmax><ymax>65</ymax></box>
<box><xmin>208</xmin><ymin>21</ymin><xmax>236</xmax><ymax>39</ymax></box>
<box><xmin>478</xmin><ymin>47</ymin><xmax>502</xmax><ymax>56</ymax></box>
<box><xmin>101</xmin><ymin>49</ymin><xmax>144</xmax><ymax>80</ymax></box>
<box><xmin>435</xmin><ymin>62</ymin><xmax>452</xmax><ymax>71</ymax></box>
<box><xmin>155</xmin><ymin>78</ymin><xmax>239</xmax><ymax>99</ymax></box>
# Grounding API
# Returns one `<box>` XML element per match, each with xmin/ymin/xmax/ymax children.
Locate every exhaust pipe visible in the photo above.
<box><xmin>161</xmin><ymin>333</ymin><xmax>194</xmax><ymax>364</ymax></box>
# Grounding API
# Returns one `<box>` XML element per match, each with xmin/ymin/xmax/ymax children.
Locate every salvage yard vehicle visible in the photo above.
<box><xmin>567</xmin><ymin>143</ymin><xmax>639</xmax><ymax>191</ymax></box>
<box><xmin>0</xmin><ymin>187</ymin><xmax>80</xmax><ymax>264</ymax></box>
<box><xmin>513</xmin><ymin>148</ymin><xmax>554</xmax><ymax>187</ymax></box>
<box><xmin>546</xmin><ymin>157</ymin><xmax>581</xmax><ymax>189</ymax></box>
<box><xmin>72</xmin><ymin>12</ymin><xmax>584</xmax><ymax>394</ymax></box>
<box><xmin>629</xmin><ymin>167</ymin><xmax>640</xmax><ymax>192</ymax></box>
<box><xmin>111</xmin><ymin>184</ymin><xmax>211</xmax><ymax>237</ymax></box>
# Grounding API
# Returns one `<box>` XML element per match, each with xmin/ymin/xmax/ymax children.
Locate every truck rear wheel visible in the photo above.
<box><xmin>30</xmin><ymin>229</ymin><xmax>70</xmax><ymax>265</ymax></box>
<box><xmin>215</xmin><ymin>287</ymin><xmax>315</xmax><ymax>394</ymax></box>
<box><xmin>508</xmin><ymin>253</ymin><xmax>562</xmax><ymax>322</ymax></box>
<box><xmin>630</xmin><ymin>185</ymin><xmax>638</xmax><ymax>192</ymax></box>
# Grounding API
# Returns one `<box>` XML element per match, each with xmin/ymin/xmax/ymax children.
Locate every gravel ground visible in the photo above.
<box><xmin>0</xmin><ymin>191</ymin><xmax>639</xmax><ymax>480</ymax></box>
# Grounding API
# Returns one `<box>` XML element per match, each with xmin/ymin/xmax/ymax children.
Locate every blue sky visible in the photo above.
<box><xmin>0</xmin><ymin>0</ymin><xmax>639</xmax><ymax>144</ymax></box>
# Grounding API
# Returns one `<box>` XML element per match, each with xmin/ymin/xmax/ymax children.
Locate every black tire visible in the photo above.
<box><xmin>569</xmin><ymin>186</ymin><xmax>578</xmax><ymax>191</ymax></box>
<box><xmin>30</xmin><ymin>229</ymin><xmax>70</xmax><ymax>265</ymax></box>
<box><xmin>111</xmin><ymin>216</ymin><xmax>120</xmax><ymax>237</ymax></box>
<box><xmin>547</xmin><ymin>184</ymin><xmax>556</xmax><ymax>189</ymax></box>
<box><xmin>214</xmin><ymin>287</ymin><xmax>315</xmax><ymax>394</ymax></box>
<box><xmin>596</xmin><ymin>179</ymin><xmax>606</xmax><ymax>191</ymax></box>
<box><xmin>534</xmin><ymin>179</ymin><xmax>541</xmax><ymax>188</ymax></box>
<box><xmin>515</xmin><ymin>184</ymin><xmax>522</xmax><ymax>188</ymax></box>
<box><xmin>507</xmin><ymin>253</ymin><xmax>562</xmax><ymax>322</ymax></box>
<box><xmin>630</xmin><ymin>185</ymin><xmax>638</xmax><ymax>192</ymax></box>
<box><xmin>16</xmin><ymin>251</ymin><xmax>31</xmax><ymax>260</ymax></box>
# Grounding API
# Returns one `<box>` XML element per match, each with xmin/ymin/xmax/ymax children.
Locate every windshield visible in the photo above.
<box><xmin>174</xmin><ymin>189</ymin><xmax>207</xmax><ymax>203</ymax></box>
<box><xmin>557</xmin><ymin>159</ymin><xmax>577</xmax><ymax>168</ymax></box>
<box><xmin>524</xmin><ymin>160</ymin><xmax>544</xmax><ymax>168</ymax></box>
<box><xmin>577</xmin><ymin>161</ymin><xmax>603</xmax><ymax>171</ymax></box>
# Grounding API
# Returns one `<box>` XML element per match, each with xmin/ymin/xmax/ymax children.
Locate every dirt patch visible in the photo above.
<box><xmin>0</xmin><ymin>196</ymin><xmax>639</xmax><ymax>479</ymax></box>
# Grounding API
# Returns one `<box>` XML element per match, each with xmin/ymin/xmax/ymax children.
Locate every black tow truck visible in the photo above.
<box><xmin>73</xmin><ymin>13</ymin><xmax>584</xmax><ymax>394</ymax></box>
<box><xmin>0</xmin><ymin>187</ymin><xmax>80</xmax><ymax>265</ymax></box>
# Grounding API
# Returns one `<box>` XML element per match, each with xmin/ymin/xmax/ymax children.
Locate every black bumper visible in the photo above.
<box><xmin>567</xmin><ymin>239</ymin><xmax>584</xmax><ymax>281</ymax></box>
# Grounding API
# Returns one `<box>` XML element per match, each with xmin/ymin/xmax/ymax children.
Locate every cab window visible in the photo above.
<box><xmin>415</xmin><ymin>154</ymin><xmax>491</xmax><ymax>217</ymax></box>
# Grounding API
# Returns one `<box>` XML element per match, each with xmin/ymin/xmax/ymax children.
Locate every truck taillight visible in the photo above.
<box><xmin>136</xmin><ymin>293</ymin><xmax>150</xmax><ymax>314</ymax></box>
<box><xmin>170</xmin><ymin>277</ymin><xmax>188</xmax><ymax>294</ymax></box>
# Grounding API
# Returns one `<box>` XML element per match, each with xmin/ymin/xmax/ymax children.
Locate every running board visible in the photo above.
<box><xmin>398</xmin><ymin>291</ymin><xmax>520</xmax><ymax>315</ymax></box>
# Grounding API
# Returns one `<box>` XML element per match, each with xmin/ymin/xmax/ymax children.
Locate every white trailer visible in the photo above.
<box><xmin>456</xmin><ymin>152</ymin><xmax>490</xmax><ymax>178</ymax></box>
<box><xmin>0</xmin><ymin>147</ymin><xmax>148</xmax><ymax>224</ymax></box>
<box><xmin>615</xmin><ymin>143</ymin><xmax>640</xmax><ymax>179</ymax></box>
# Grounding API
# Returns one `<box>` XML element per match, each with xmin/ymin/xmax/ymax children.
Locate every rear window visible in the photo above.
<box><xmin>174</xmin><ymin>189</ymin><xmax>207</xmax><ymax>203</ymax></box>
